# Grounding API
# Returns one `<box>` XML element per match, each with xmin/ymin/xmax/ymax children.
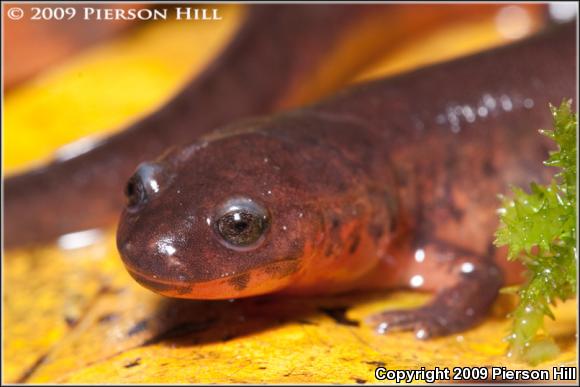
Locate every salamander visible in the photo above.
<box><xmin>117</xmin><ymin>22</ymin><xmax>576</xmax><ymax>338</ymax></box>
<box><xmin>4</xmin><ymin>4</ymin><xmax>516</xmax><ymax>248</ymax></box>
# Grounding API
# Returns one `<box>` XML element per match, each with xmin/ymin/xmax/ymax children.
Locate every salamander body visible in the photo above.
<box><xmin>117</xmin><ymin>22</ymin><xmax>576</xmax><ymax>338</ymax></box>
<box><xmin>7</xmin><ymin>4</ymin><xmax>501</xmax><ymax>247</ymax></box>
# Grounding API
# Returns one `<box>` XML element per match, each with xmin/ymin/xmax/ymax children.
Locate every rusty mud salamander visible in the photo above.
<box><xmin>7</xmin><ymin>4</ymin><xmax>504</xmax><ymax>247</ymax></box>
<box><xmin>117</xmin><ymin>23</ymin><xmax>576</xmax><ymax>338</ymax></box>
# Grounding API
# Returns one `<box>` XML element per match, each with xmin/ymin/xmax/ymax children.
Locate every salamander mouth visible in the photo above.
<box><xmin>126</xmin><ymin>267</ymin><xmax>192</xmax><ymax>295</ymax></box>
<box><xmin>124</xmin><ymin>257</ymin><xmax>300</xmax><ymax>299</ymax></box>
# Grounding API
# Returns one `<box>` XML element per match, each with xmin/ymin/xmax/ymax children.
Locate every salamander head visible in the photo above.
<box><xmin>117</xmin><ymin>127</ymin><xmax>325</xmax><ymax>299</ymax></box>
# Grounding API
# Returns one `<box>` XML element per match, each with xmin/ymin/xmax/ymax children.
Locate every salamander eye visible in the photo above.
<box><xmin>125</xmin><ymin>174</ymin><xmax>146</xmax><ymax>209</ymax></box>
<box><xmin>124</xmin><ymin>162</ymin><xmax>165</xmax><ymax>210</ymax></box>
<box><xmin>215</xmin><ymin>198</ymin><xmax>270</xmax><ymax>249</ymax></box>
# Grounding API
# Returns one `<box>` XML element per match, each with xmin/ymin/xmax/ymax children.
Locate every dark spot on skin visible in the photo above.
<box><xmin>354</xmin><ymin>378</ymin><xmax>367</xmax><ymax>384</ymax></box>
<box><xmin>324</xmin><ymin>243</ymin><xmax>334</xmax><ymax>257</ymax></box>
<box><xmin>482</xmin><ymin>160</ymin><xmax>496</xmax><ymax>176</ymax></box>
<box><xmin>448</xmin><ymin>204</ymin><xmax>465</xmax><ymax>222</ymax></box>
<box><xmin>364</xmin><ymin>360</ymin><xmax>386</xmax><ymax>367</ymax></box>
<box><xmin>368</xmin><ymin>223</ymin><xmax>384</xmax><ymax>243</ymax></box>
<box><xmin>396</xmin><ymin>169</ymin><xmax>409</xmax><ymax>187</ymax></box>
<box><xmin>327</xmin><ymin>213</ymin><xmax>343</xmax><ymax>242</ymax></box>
<box><xmin>390</xmin><ymin>217</ymin><xmax>398</xmax><ymax>232</ymax></box>
<box><xmin>440</xmin><ymin>149</ymin><xmax>465</xmax><ymax>222</ymax></box>
<box><xmin>258</xmin><ymin>366</ymin><xmax>267</xmax><ymax>370</ymax></box>
<box><xmin>228</xmin><ymin>273</ymin><xmax>251</xmax><ymax>291</ymax></box>
<box><xmin>124</xmin><ymin>357</ymin><xmax>141</xmax><ymax>368</ymax></box>
<box><xmin>127</xmin><ymin>319</ymin><xmax>149</xmax><ymax>336</ymax></box>
<box><xmin>98</xmin><ymin>313</ymin><xmax>119</xmax><ymax>324</ymax></box>
<box><xmin>349</xmin><ymin>233</ymin><xmax>361</xmax><ymax>254</ymax></box>
<box><xmin>176</xmin><ymin>285</ymin><xmax>194</xmax><ymax>295</ymax></box>
<box><xmin>319</xmin><ymin>307</ymin><xmax>360</xmax><ymax>327</ymax></box>
<box><xmin>331</xmin><ymin>217</ymin><xmax>341</xmax><ymax>230</ymax></box>
<box><xmin>486</xmin><ymin>241</ymin><xmax>496</xmax><ymax>258</ymax></box>
<box><xmin>367</xmin><ymin>188</ymin><xmax>399</xmax><ymax>236</ymax></box>
<box><xmin>263</xmin><ymin>259</ymin><xmax>300</xmax><ymax>278</ymax></box>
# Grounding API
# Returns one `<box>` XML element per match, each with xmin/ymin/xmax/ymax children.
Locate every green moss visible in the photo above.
<box><xmin>494</xmin><ymin>100</ymin><xmax>577</xmax><ymax>365</ymax></box>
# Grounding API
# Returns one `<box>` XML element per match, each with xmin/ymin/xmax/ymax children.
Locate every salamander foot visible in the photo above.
<box><xmin>367</xmin><ymin>255</ymin><xmax>503</xmax><ymax>339</ymax></box>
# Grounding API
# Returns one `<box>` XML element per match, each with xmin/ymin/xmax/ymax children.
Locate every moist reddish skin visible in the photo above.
<box><xmin>118</xmin><ymin>23</ymin><xmax>576</xmax><ymax>338</ymax></box>
<box><xmin>3</xmin><ymin>5</ymin><xmax>393</xmax><ymax>247</ymax></box>
<box><xmin>3</xmin><ymin>4</ymin><xmax>523</xmax><ymax>248</ymax></box>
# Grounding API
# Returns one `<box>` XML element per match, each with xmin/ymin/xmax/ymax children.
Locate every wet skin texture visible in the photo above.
<box><xmin>3</xmin><ymin>5</ymin><xmax>382</xmax><ymax>247</ymax></box>
<box><xmin>118</xmin><ymin>23</ymin><xmax>576</xmax><ymax>339</ymax></box>
<box><xmin>8</xmin><ymin>4</ymin><xmax>492</xmax><ymax>248</ymax></box>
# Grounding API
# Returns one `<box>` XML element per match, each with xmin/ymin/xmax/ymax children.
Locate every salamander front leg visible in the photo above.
<box><xmin>368</xmin><ymin>244</ymin><xmax>503</xmax><ymax>339</ymax></box>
